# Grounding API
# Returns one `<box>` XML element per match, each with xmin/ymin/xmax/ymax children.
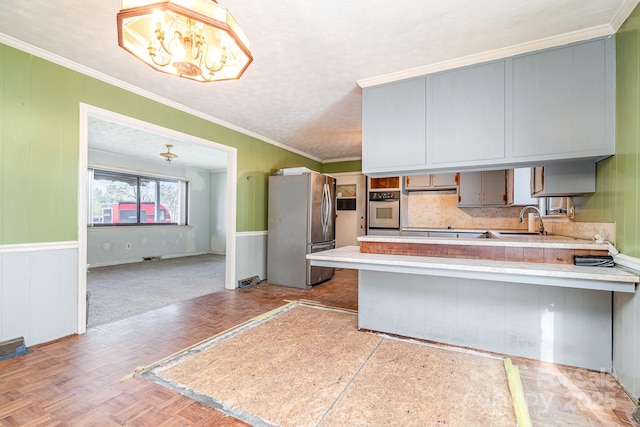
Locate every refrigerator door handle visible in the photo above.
<box><xmin>326</xmin><ymin>183</ymin><xmax>332</xmax><ymax>234</ymax></box>
<box><xmin>321</xmin><ymin>183</ymin><xmax>330</xmax><ymax>235</ymax></box>
<box><xmin>321</xmin><ymin>183</ymin><xmax>326</xmax><ymax>234</ymax></box>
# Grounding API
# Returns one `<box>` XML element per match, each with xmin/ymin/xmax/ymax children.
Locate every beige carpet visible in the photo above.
<box><xmin>87</xmin><ymin>254</ymin><xmax>225</xmax><ymax>327</ymax></box>
<box><xmin>142</xmin><ymin>303</ymin><xmax>516</xmax><ymax>426</ymax></box>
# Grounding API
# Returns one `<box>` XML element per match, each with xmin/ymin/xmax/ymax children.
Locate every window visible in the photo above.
<box><xmin>89</xmin><ymin>169</ymin><xmax>189</xmax><ymax>226</ymax></box>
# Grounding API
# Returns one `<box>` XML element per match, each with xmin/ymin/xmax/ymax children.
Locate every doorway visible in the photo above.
<box><xmin>334</xmin><ymin>172</ymin><xmax>366</xmax><ymax>247</ymax></box>
<box><xmin>77</xmin><ymin>104</ymin><xmax>238</xmax><ymax>333</ymax></box>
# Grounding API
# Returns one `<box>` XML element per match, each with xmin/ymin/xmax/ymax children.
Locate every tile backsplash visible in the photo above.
<box><xmin>407</xmin><ymin>192</ymin><xmax>527</xmax><ymax>230</ymax></box>
<box><xmin>406</xmin><ymin>191</ymin><xmax>615</xmax><ymax>243</ymax></box>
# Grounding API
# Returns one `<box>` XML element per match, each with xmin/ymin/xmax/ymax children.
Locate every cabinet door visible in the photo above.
<box><xmin>530</xmin><ymin>162</ymin><xmax>596</xmax><ymax>197</ymax></box>
<box><xmin>429</xmin><ymin>61</ymin><xmax>506</xmax><ymax>165</ymax></box>
<box><xmin>405</xmin><ymin>174</ymin><xmax>431</xmax><ymax>189</ymax></box>
<box><xmin>481</xmin><ymin>170</ymin><xmax>508</xmax><ymax>205</ymax></box>
<box><xmin>458</xmin><ymin>170</ymin><xmax>508</xmax><ymax>207</ymax></box>
<box><xmin>431</xmin><ymin>173</ymin><xmax>457</xmax><ymax>188</ymax></box>
<box><xmin>512</xmin><ymin>167</ymin><xmax>538</xmax><ymax>205</ymax></box>
<box><xmin>531</xmin><ymin>167</ymin><xmax>544</xmax><ymax>195</ymax></box>
<box><xmin>457</xmin><ymin>172</ymin><xmax>483</xmax><ymax>206</ymax></box>
<box><xmin>512</xmin><ymin>38</ymin><xmax>614</xmax><ymax>160</ymax></box>
<box><xmin>362</xmin><ymin>77</ymin><xmax>427</xmax><ymax>173</ymax></box>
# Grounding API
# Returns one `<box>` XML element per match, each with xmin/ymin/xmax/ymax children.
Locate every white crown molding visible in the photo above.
<box><xmin>323</xmin><ymin>156</ymin><xmax>362</xmax><ymax>164</ymax></box>
<box><xmin>0</xmin><ymin>33</ymin><xmax>322</xmax><ymax>163</ymax></box>
<box><xmin>610</xmin><ymin>0</ymin><xmax>640</xmax><ymax>32</ymax></box>
<box><xmin>357</xmin><ymin>25</ymin><xmax>616</xmax><ymax>88</ymax></box>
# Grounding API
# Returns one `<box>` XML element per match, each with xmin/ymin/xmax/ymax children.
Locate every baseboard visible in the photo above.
<box><xmin>88</xmin><ymin>258</ymin><xmax>145</xmax><ymax>269</ymax></box>
<box><xmin>160</xmin><ymin>251</ymin><xmax>210</xmax><ymax>260</ymax></box>
<box><xmin>88</xmin><ymin>251</ymin><xmax>214</xmax><ymax>268</ymax></box>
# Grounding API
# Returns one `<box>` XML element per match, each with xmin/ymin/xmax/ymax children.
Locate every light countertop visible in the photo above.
<box><xmin>308</xmin><ymin>246</ymin><xmax>638</xmax><ymax>293</ymax></box>
<box><xmin>360</xmin><ymin>231</ymin><xmax>612</xmax><ymax>251</ymax></box>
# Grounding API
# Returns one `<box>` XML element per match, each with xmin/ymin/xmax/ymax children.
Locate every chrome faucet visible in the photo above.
<box><xmin>519</xmin><ymin>206</ymin><xmax>545</xmax><ymax>235</ymax></box>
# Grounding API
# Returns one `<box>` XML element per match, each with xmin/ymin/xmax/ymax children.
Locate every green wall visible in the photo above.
<box><xmin>578</xmin><ymin>8</ymin><xmax>640</xmax><ymax>257</ymax></box>
<box><xmin>0</xmin><ymin>43</ymin><xmax>362</xmax><ymax>243</ymax></box>
<box><xmin>322</xmin><ymin>160</ymin><xmax>362</xmax><ymax>175</ymax></box>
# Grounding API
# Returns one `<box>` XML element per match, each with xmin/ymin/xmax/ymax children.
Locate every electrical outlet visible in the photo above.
<box><xmin>126</xmin><ymin>243</ymin><xmax>131</xmax><ymax>249</ymax></box>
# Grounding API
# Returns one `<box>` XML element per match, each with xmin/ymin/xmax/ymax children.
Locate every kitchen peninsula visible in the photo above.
<box><xmin>307</xmin><ymin>232</ymin><xmax>639</xmax><ymax>371</ymax></box>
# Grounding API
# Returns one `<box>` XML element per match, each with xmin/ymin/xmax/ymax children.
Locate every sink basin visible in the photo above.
<box><xmin>489</xmin><ymin>230</ymin><xmax>544</xmax><ymax>238</ymax></box>
<box><xmin>456</xmin><ymin>231</ymin><xmax>494</xmax><ymax>239</ymax></box>
<box><xmin>401</xmin><ymin>229</ymin><xmax>546</xmax><ymax>239</ymax></box>
<box><xmin>402</xmin><ymin>229</ymin><xmax>493</xmax><ymax>238</ymax></box>
<box><xmin>428</xmin><ymin>231</ymin><xmax>494</xmax><ymax>239</ymax></box>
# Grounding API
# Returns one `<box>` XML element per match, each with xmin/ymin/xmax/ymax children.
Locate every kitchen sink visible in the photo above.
<box><xmin>488</xmin><ymin>230</ymin><xmax>544</xmax><ymax>238</ymax></box>
<box><xmin>401</xmin><ymin>229</ymin><xmax>546</xmax><ymax>239</ymax></box>
<box><xmin>402</xmin><ymin>229</ymin><xmax>497</xmax><ymax>238</ymax></box>
<box><xmin>455</xmin><ymin>231</ymin><xmax>494</xmax><ymax>239</ymax></box>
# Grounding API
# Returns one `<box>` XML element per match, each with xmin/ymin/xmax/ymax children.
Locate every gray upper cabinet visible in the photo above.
<box><xmin>431</xmin><ymin>172</ymin><xmax>457</xmax><ymax>188</ymax></box>
<box><xmin>457</xmin><ymin>170</ymin><xmax>509</xmax><ymax>207</ymax></box>
<box><xmin>512</xmin><ymin>37</ymin><xmax>615</xmax><ymax>161</ymax></box>
<box><xmin>404</xmin><ymin>174</ymin><xmax>431</xmax><ymax>190</ymax></box>
<box><xmin>361</xmin><ymin>36</ymin><xmax>615</xmax><ymax>177</ymax></box>
<box><xmin>429</xmin><ymin>60</ymin><xmax>506</xmax><ymax>166</ymax></box>
<box><xmin>405</xmin><ymin>173</ymin><xmax>457</xmax><ymax>190</ymax></box>
<box><xmin>362</xmin><ymin>77</ymin><xmax>427</xmax><ymax>173</ymax></box>
<box><xmin>530</xmin><ymin>162</ymin><xmax>596</xmax><ymax>197</ymax></box>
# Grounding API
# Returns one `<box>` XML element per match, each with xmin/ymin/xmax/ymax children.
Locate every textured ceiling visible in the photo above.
<box><xmin>0</xmin><ymin>0</ymin><xmax>637</xmax><ymax>165</ymax></box>
<box><xmin>88</xmin><ymin>116</ymin><xmax>229</xmax><ymax>171</ymax></box>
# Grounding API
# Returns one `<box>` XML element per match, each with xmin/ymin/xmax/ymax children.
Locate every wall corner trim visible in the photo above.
<box><xmin>613</xmin><ymin>253</ymin><xmax>640</xmax><ymax>274</ymax></box>
<box><xmin>0</xmin><ymin>241</ymin><xmax>79</xmax><ymax>255</ymax></box>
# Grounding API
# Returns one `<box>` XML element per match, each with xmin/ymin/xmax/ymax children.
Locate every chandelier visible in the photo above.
<box><xmin>117</xmin><ymin>0</ymin><xmax>252</xmax><ymax>82</ymax></box>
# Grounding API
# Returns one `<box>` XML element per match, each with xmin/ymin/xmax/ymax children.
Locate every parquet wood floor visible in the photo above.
<box><xmin>0</xmin><ymin>268</ymin><xmax>637</xmax><ymax>426</ymax></box>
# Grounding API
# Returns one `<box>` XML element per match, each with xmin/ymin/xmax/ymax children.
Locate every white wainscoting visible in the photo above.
<box><xmin>235</xmin><ymin>231</ymin><xmax>267</xmax><ymax>287</ymax></box>
<box><xmin>613</xmin><ymin>292</ymin><xmax>639</xmax><ymax>399</ymax></box>
<box><xmin>612</xmin><ymin>254</ymin><xmax>640</xmax><ymax>399</ymax></box>
<box><xmin>359</xmin><ymin>270</ymin><xmax>612</xmax><ymax>371</ymax></box>
<box><xmin>0</xmin><ymin>242</ymin><xmax>78</xmax><ymax>346</ymax></box>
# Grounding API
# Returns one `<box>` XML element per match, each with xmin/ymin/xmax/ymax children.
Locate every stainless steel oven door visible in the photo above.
<box><xmin>368</xmin><ymin>200</ymin><xmax>400</xmax><ymax>229</ymax></box>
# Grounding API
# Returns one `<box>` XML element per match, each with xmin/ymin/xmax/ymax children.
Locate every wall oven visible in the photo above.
<box><xmin>368</xmin><ymin>191</ymin><xmax>400</xmax><ymax>229</ymax></box>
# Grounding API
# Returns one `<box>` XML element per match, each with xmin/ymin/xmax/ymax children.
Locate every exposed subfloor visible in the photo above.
<box><xmin>0</xmin><ymin>269</ymin><xmax>637</xmax><ymax>425</ymax></box>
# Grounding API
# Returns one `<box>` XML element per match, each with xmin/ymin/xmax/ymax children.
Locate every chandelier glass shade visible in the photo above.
<box><xmin>117</xmin><ymin>0</ymin><xmax>252</xmax><ymax>82</ymax></box>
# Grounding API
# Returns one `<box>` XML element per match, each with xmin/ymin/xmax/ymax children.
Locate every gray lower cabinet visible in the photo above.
<box><xmin>457</xmin><ymin>170</ymin><xmax>508</xmax><ymax>206</ymax></box>
<box><xmin>358</xmin><ymin>270</ymin><xmax>612</xmax><ymax>371</ymax></box>
<box><xmin>512</xmin><ymin>37</ymin><xmax>615</xmax><ymax>162</ymax></box>
<box><xmin>429</xmin><ymin>60</ymin><xmax>506</xmax><ymax>165</ymax></box>
<box><xmin>362</xmin><ymin>77</ymin><xmax>426</xmax><ymax>173</ymax></box>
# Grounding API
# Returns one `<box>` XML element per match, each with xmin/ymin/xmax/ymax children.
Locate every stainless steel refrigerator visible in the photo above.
<box><xmin>267</xmin><ymin>171</ymin><xmax>336</xmax><ymax>289</ymax></box>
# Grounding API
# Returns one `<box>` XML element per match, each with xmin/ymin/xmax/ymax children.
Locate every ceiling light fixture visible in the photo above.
<box><xmin>159</xmin><ymin>144</ymin><xmax>178</xmax><ymax>162</ymax></box>
<box><xmin>117</xmin><ymin>0</ymin><xmax>252</xmax><ymax>82</ymax></box>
